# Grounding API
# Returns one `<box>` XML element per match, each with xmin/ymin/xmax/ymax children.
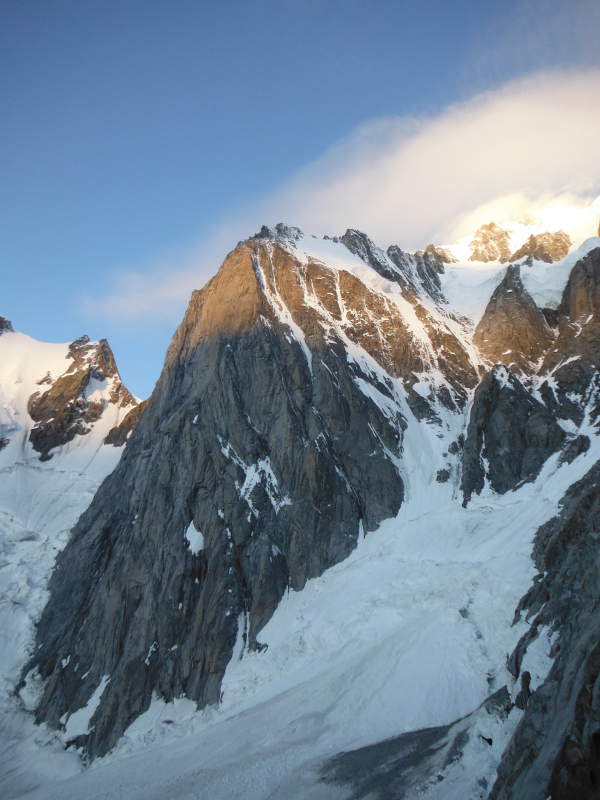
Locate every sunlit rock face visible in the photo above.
<box><xmin>510</xmin><ymin>230</ymin><xmax>571</xmax><ymax>263</ymax></box>
<box><xmin>468</xmin><ymin>222</ymin><xmax>513</xmax><ymax>263</ymax></box>
<box><xmin>24</xmin><ymin>227</ymin><xmax>481</xmax><ymax>758</ymax></box>
<box><xmin>473</xmin><ymin>264</ymin><xmax>555</xmax><ymax>373</ymax></box>
<box><xmin>27</xmin><ymin>336</ymin><xmax>138</xmax><ymax>461</ymax></box>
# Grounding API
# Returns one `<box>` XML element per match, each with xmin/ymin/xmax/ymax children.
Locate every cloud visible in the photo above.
<box><xmin>89</xmin><ymin>68</ymin><xmax>600</xmax><ymax>321</ymax></box>
<box><xmin>276</xmin><ymin>69</ymin><xmax>600</xmax><ymax>248</ymax></box>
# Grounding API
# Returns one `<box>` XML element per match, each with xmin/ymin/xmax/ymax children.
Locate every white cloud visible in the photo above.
<box><xmin>89</xmin><ymin>68</ymin><xmax>600</xmax><ymax>321</ymax></box>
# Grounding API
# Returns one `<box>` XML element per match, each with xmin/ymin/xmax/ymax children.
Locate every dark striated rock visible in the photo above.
<box><xmin>27</xmin><ymin>337</ymin><xmax>137</xmax><ymax>461</ymax></box>
<box><xmin>510</xmin><ymin>230</ymin><xmax>571</xmax><ymax>263</ymax></box>
<box><xmin>474</xmin><ymin>264</ymin><xmax>555</xmax><ymax>373</ymax></box>
<box><xmin>387</xmin><ymin>244</ymin><xmax>446</xmax><ymax>305</ymax></box>
<box><xmin>0</xmin><ymin>315</ymin><xmax>14</xmax><ymax>335</ymax></box>
<box><xmin>539</xmin><ymin>247</ymin><xmax>600</xmax><ymax>425</ymax></box>
<box><xmin>468</xmin><ymin>223</ymin><xmax>512</xmax><ymax>263</ymax></box>
<box><xmin>340</xmin><ymin>229</ymin><xmax>400</xmax><ymax>282</ymax></box>
<box><xmin>490</xmin><ymin>459</ymin><xmax>600</xmax><ymax>800</ymax></box>
<box><xmin>461</xmin><ymin>366</ymin><xmax>566</xmax><ymax>505</ymax></box>
<box><xmin>25</xmin><ymin>237</ymin><xmax>419</xmax><ymax>758</ymax></box>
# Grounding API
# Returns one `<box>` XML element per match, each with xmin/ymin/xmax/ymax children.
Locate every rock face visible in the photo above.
<box><xmin>539</xmin><ymin>247</ymin><xmax>600</xmax><ymax>425</ymax></box>
<box><xmin>510</xmin><ymin>230</ymin><xmax>571</xmax><ymax>263</ymax></box>
<box><xmin>461</xmin><ymin>366</ymin><xmax>566</xmax><ymax>505</ymax></box>
<box><xmin>490</xmin><ymin>460</ymin><xmax>600</xmax><ymax>800</ymax></box>
<box><xmin>468</xmin><ymin>222</ymin><xmax>512</xmax><ymax>263</ymax></box>
<box><xmin>24</xmin><ymin>229</ymin><xmax>481</xmax><ymax>758</ymax></box>
<box><xmin>27</xmin><ymin>336</ymin><xmax>138</xmax><ymax>461</ymax></box>
<box><xmin>424</xmin><ymin>243</ymin><xmax>457</xmax><ymax>264</ymax></box>
<box><xmin>473</xmin><ymin>264</ymin><xmax>555</xmax><ymax>373</ymax></box>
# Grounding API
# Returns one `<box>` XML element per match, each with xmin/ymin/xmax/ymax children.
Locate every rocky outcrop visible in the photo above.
<box><xmin>104</xmin><ymin>399</ymin><xmax>150</xmax><ymax>446</ymax></box>
<box><xmin>339</xmin><ymin>229</ymin><xmax>447</xmax><ymax>306</ymax></box>
<box><xmin>386</xmin><ymin>244</ymin><xmax>446</xmax><ymax>305</ymax></box>
<box><xmin>424</xmin><ymin>243</ymin><xmax>457</xmax><ymax>264</ymax></box>
<box><xmin>461</xmin><ymin>366</ymin><xmax>566</xmax><ymax>505</ymax></box>
<box><xmin>474</xmin><ymin>265</ymin><xmax>555</xmax><ymax>373</ymax></box>
<box><xmin>490</xmin><ymin>459</ymin><xmax>600</xmax><ymax>800</ymax></box>
<box><xmin>510</xmin><ymin>230</ymin><xmax>571</xmax><ymax>263</ymax></box>
<box><xmin>539</xmin><ymin>247</ymin><xmax>600</xmax><ymax>425</ymax></box>
<box><xmin>0</xmin><ymin>315</ymin><xmax>13</xmax><ymax>335</ymax></box>
<box><xmin>468</xmin><ymin>223</ymin><xmax>512</xmax><ymax>263</ymax></box>
<box><xmin>27</xmin><ymin>336</ymin><xmax>137</xmax><ymax>461</ymax></box>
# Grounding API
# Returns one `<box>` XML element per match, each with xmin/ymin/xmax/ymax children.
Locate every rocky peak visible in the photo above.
<box><xmin>473</xmin><ymin>264</ymin><xmax>555</xmax><ymax>373</ymax></box>
<box><xmin>24</xmin><ymin>230</ymin><xmax>483</xmax><ymax>758</ymax></box>
<box><xmin>424</xmin><ymin>243</ymin><xmax>457</xmax><ymax>264</ymax></box>
<box><xmin>254</xmin><ymin>222</ymin><xmax>303</xmax><ymax>242</ymax></box>
<box><xmin>27</xmin><ymin>335</ymin><xmax>138</xmax><ymax>461</ymax></box>
<box><xmin>461</xmin><ymin>365</ymin><xmax>566</xmax><ymax>505</ymax></box>
<box><xmin>510</xmin><ymin>230</ymin><xmax>571</xmax><ymax>263</ymax></box>
<box><xmin>468</xmin><ymin>222</ymin><xmax>512</xmax><ymax>263</ymax></box>
<box><xmin>340</xmin><ymin>229</ymin><xmax>400</xmax><ymax>282</ymax></box>
<box><xmin>538</xmin><ymin>246</ymin><xmax>600</xmax><ymax>424</ymax></box>
<box><xmin>0</xmin><ymin>315</ymin><xmax>13</xmax><ymax>335</ymax></box>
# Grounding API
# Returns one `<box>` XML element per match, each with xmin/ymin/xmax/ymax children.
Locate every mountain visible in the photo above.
<box><xmin>0</xmin><ymin>324</ymin><xmax>142</xmax><ymax>790</ymax></box>
<box><xmin>3</xmin><ymin>203</ymin><xmax>600</xmax><ymax>800</ymax></box>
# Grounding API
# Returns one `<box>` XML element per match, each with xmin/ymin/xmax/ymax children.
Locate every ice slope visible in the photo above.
<box><xmin>440</xmin><ymin>236</ymin><xmax>600</xmax><ymax>325</ymax></box>
<box><xmin>8</xmin><ymin>378</ymin><xmax>600</xmax><ymax>800</ymax></box>
<box><xmin>0</xmin><ymin>330</ymin><xmax>132</xmax><ymax>792</ymax></box>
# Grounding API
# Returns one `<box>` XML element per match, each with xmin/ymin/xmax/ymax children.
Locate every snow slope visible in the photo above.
<box><xmin>0</xmin><ymin>330</ymin><xmax>133</xmax><ymax>793</ymax></box>
<box><xmin>7</xmin><ymin>373</ymin><xmax>600</xmax><ymax>800</ymax></box>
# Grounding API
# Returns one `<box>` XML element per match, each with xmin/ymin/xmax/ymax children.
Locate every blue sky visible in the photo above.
<box><xmin>2</xmin><ymin>0</ymin><xmax>600</xmax><ymax>397</ymax></box>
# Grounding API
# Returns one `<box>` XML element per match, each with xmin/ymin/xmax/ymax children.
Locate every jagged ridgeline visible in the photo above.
<box><xmin>24</xmin><ymin>225</ymin><xmax>479</xmax><ymax>757</ymax></box>
<box><xmin>20</xmin><ymin>221</ymin><xmax>600</xmax><ymax>800</ymax></box>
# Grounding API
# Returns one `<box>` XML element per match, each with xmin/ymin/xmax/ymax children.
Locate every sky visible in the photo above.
<box><xmin>2</xmin><ymin>0</ymin><xmax>600</xmax><ymax>398</ymax></box>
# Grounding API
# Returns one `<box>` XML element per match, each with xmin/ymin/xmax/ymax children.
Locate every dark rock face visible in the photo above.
<box><xmin>27</xmin><ymin>237</ymin><xmax>430</xmax><ymax>758</ymax></box>
<box><xmin>468</xmin><ymin>223</ymin><xmax>512</xmax><ymax>263</ymax></box>
<box><xmin>0</xmin><ymin>315</ymin><xmax>14</xmax><ymax>335</ymax></box>
<box><xmin>539</xmin><ymin>247</ymin><xmax>600</xmax><ymax>425</ymax></box>
<box><xmin>461</xmin><ymin>366</ymin><xmax>566</xmax><ymax>504</ymax></box>
<box><xmin>490</xmin><ymin>460</ymin><xmax>600</xmax><ymax>800</ymax></box>
<box><xmin>386</xmin><ymin>244</ymin><xmax>446</xmax><ymax>305</ymax></box>
<box><xmin>340</xmin><ymin>228</ymin><xmax>400</xmax><ymax>282</ymax></box>
<box><xmin>474</xmin><ymin>265</ymin><xmax>555</xmax><ymax>373</ymax></box>
<box><xmin>510</xmin><ymin>230</ymin><xmax>571</xmax><ymax>263</ymax></box>
<box><xmin>27</xmin><ymin>336</ymin><xmax>137</xmax><ymax>461</ymax></box>
<box><xmin>25</xmin><ymin>232</ymin><xmax>483</xmax><ymax>759</ymax></box>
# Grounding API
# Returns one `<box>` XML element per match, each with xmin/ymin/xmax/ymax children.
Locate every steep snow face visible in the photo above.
<box><xmin>0</xmin><ymin>327</ymin><xmax>138</xmax><ymax>793</ymax></box>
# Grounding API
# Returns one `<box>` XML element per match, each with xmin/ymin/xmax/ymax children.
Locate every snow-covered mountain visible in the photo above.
<box><xmin>0</xmin><ymin>324</ymin><xmax>143</xmax><ymax>790</ymax></box>
<box><xmin>3</xmin><ymin>199</ymin><xmax>600</xmax><ymax>800</ymax></box>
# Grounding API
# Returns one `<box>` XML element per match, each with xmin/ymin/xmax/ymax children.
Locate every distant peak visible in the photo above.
<box><xmin>468</xmin><ymin>222</ymin><xmax>512</xmax><ymax>263</ymax></box>
<box><xmin>254</xmin><ymin>223</ymin><xmax>303</xmax><ymax>242</ymax></box>
<box><xmin>510</xmin><ymin>231</ymin><xmax>571</xmax><ymax>263</ymax></box>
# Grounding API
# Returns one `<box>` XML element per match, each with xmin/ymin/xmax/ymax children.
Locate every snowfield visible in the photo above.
<box><xmin>4</xmin><ymin>386</ymin><xmax>599</xmax><ymax>800</ymax></box>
